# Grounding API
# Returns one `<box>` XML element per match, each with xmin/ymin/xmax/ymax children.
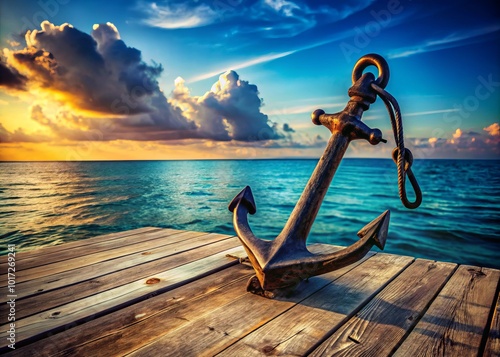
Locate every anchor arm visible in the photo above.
<box><xmin>229</xmin><ymin>186</ymin><xmax>272</xmax><ymax>269</ymax></box>
<box><xmin>262</xmin><ymin>210</ymin><xmax>390</xmax><ymax>290</ymax></box>
<box><xmin>300</xmin><ymin>210</ymin><xmax>390</xmax><ymax>276</ymax></box>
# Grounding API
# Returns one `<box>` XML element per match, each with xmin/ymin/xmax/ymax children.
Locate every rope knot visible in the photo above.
<box><xmin>392</xmin><ymin>147</ymin><xmax>413</xmax><ymax>172</ymax></box>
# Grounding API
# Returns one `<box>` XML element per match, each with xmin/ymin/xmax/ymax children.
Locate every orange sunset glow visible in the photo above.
<box><xmin>1</xmin><ymin>1</ymin><xmax>499</xmax><ymax>160</ymax></box>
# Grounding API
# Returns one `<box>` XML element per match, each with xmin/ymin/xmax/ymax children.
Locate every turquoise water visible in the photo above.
<box><xmin>0</xmin><ymin>159</ymin><xmax>498</xmax><ymax>268</ymax></box>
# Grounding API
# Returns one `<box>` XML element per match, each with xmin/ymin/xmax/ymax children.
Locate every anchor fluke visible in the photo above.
<box><xmin>357</xmin><ymin>210</ymin><xmax>390</xmax><ymax>250</ymax></box>
<box><xmin>228</xmin><ymin>186</ymin><xmax>256</xmax><ymax>215</ymax></box>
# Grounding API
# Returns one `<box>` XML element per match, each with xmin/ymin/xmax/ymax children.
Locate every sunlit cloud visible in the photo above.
<box><xmin>388</xmin><ymin>24</ymin><xmax>500</xmax><ymax>59</ymax></box>
<box><xmin>172</xmin><ymin>71</ymin><xmax>286</xmax><ymax>141</ymax></box>
<box><xmin>452</xmin><ymin>128</ymin><xmax>462</xmax><ymax>140</ymax></box>
<box><xmin>2</xmin><ymin>21</ymin><xmax>190</xmax><ymax>130</ymax></box>
<box><xmin>0</xmin><ymin>21</ymin><xmax>296</xmax><ymax>144</ymax></box>
<box><xmin>408</xmin><ymin>124</ymin><xmax>500</xmax><ymax>159</ymax></box>
<box><xmin>0</xmin><ymin>21</ymin><xmax>303</xmax><ymax>148</ymax></box>
<box><xmin>0</xmin><ymin>122</ymin><xmax>51</xmax><ymax>143</ymax></box>
<box><xmin>484</xmin><ymin>122</ymin><xmax>499</xmax><ymax>137</ymax></box>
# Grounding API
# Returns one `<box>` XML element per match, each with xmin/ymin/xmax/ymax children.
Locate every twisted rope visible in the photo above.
<box><xmin>371</xmin><ymin>83</ymin><xmax>422</xmax><ymax>209</ymax></box>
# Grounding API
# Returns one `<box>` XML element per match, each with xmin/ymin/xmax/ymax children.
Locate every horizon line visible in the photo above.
<box><xmin>1</xmin><ymin>157</ymin><xmax>499</xmax><ymax>163</ymax></box>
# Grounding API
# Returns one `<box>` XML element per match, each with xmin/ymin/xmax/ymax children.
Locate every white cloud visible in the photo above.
<box><xmin>389</xmin><ymin>25</ymin><xmax>500</xmax><ymax>59</ymax></box>
<box><xmin>405</xmin><ymin>109</ymin><xmax>460</xmax><ymax>117</ymax></box>
<box><xmin>187</xmin><ymin>33</ymin><xmax>353</xmax><ymax>83</ymax></box>
<box><xmin>140</xmin><ymin>2</ymin><xmax>218</xmax><ymax>29</ymax></box>
<box><xmin>138</xmin><ymin>0</ymin><xmax>376</xmax><ymax>38</ymax></box>
<box><xmin>172</xmin><ymin>71</ymin><xmax>284</xmax><ymax>141</ymax></box>
<box><xmin>187</xmin><ymin>51</ymin><xmax>295</xmax><ymax>83</ymax></box>
<box><xmin>264</xmin><ymin>0</ymin><xmax>300</xmax><ymax>16</ymax></box>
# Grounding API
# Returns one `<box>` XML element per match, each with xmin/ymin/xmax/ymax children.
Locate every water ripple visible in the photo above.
<box><xmin>0</xmin><ymin>159</ymin><xmax>498</xmax><ymax>268</ymax></box>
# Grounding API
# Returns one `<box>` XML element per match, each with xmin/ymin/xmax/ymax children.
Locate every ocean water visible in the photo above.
<box><xmin>0</xmin><ymin>159</ymin><xmax>498</xmax><ymax>269</ymax></box>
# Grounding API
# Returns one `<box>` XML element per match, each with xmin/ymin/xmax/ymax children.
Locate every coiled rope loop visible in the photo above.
<box><xmin>371</xmin><ymin>83</ymin><xmax>422</xmax><ymax>209</ymax></box>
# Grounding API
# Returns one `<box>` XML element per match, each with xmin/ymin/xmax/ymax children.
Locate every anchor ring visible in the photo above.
<box><xmin>352</xmin><ymin>53</ymin><xmax>390</xmax><ymax>88</ymax></box>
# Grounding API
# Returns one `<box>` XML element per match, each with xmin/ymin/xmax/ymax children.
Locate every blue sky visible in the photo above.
<box><xmin>0</xmin><ymin>0</ymin><xmax>499</xmax><ymax>160</ymax></box>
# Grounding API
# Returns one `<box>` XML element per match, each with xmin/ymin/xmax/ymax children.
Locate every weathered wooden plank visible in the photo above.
<box><xmin>7</xmin><ymin>236</ymin><xmax>241</xmax><ymax>320</ymax></box>
<box><xmin>0</xmin><ymin>230</ymin><xmax>223</xmax><ymax>286</ymax></box>
<box><xmin>5</xmin><ymin>245</ymin><xmax>338</xmax><ymax>357</ymax></box>
<box><xmin>309</xmin><ymin>259</ymin><xmax>457</xmax><ymax>356</ymax></box>
<box><xmin>12</xmin><ymin>232</ymin><xmax>232</xmax><ymax>300</ymax></box>
<box><xmin>217</xmin><ymin>253</ymin><xmax>413</xmax><ymax>357</ymax></box>
<box><xmin>394</xmin><ymin>265</ymin><xmax>500</xmax><ymax>357</ymax></box>
<box><xmin>4</xmin><ymin>263</ymin><xmax>254</xmax><ymax>357</ymax></box>
<box><xmin>0</xmin><ymin>245</ymin><xmax>246</xmax><ymax>351</ymax></box>
<box><xmin>6</xmin><ymin>232</ymin><xmax>217</xmax><ymax>298</ymax></box>
<box><xmin>126</xmin><ymin>250</ymin><xmax>376</xmax><ymax>357</ymax></box>
<box><xmin>1</xmin><ymin>228</ymin><xmax>183</xmax><ymax>271</ymax></box>
<box><xmin>10</xmin><ymin>243</ymin><xmax>335</xmax><ymax>356</ymax></box>
<box><xmin>0</xmin><ymin>227</ymin><xmax>161</xmax><ymax>263</ymax></box>
<box><xmin>484</xmin><ymin>291</ymin><xmax>500</xmax><ymax>357</ymax></box>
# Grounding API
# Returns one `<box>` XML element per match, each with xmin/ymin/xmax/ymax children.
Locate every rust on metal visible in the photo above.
<box><xmin>229</xmin><ymin>54</ymin><xmax>421</xmax><ymax>298</ymax></box>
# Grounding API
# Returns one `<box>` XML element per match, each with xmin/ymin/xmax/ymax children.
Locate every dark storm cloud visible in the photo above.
<box><xmin>0</xmin><ymin>61</ymin><xmax>27</xmax><ymax>90</ymax></box>
<box><xmin>2</xmin><ymin>21</ymin><xmax>290</xmax><ymax>143</ymax></box>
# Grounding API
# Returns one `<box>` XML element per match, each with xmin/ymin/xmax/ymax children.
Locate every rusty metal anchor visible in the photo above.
<box><xmin>229</xmin><ymin>54</ymin><xmax>421</xmax><ymax>298</ymax></box>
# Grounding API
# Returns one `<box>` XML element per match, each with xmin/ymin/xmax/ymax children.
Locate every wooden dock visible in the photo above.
<box><xmin>1</xmin><ymin>227</ymin><xmax>499</xmax><ymax>356</ymax></box>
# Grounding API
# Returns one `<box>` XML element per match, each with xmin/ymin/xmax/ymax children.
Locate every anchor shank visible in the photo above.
<box><xmin>276</xmin><ymin>73</ymin><xmax>385</xmax><ymax>246</ymax></box>
<box><xmin>278</xmin><ymin>130</ymin><xmax>350</xmax><ymax>244</ymax></box>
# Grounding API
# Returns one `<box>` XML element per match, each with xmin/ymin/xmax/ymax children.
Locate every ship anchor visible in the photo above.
<box><xmin>229</xmin><ymin>54</ymin><xmax>422</xmax><ymax>298</ymax></box>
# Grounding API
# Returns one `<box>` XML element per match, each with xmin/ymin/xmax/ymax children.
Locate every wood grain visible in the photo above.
<box><xmin>484</xmin><ymin>291</ymin><xmax>500</xmax><ymax>357</ymax></box>
<box><xmin>0</xmin><ymin>230</ymin><xmax>231</xmax><ymax>285</ymax></box>
<box><xmin>394</xmin><ymin>265</ymin><xmax>500</xmax><ymax>357</ymax></box>
<box><xmin>127</xmin><ymin>249</ymin><xmax>375</xmax><ymax>357</ymax></box>
<box><xmin>3</xmin><ymin>227</ymin><xmax>499</xmax><ymax>357</ymax></box>
<box><xmin>4</xmin><ymin>264</ymin><xmax>254</xmax><ymax>357</ymax></box>
<box><xmin>11</xmin><ymin>232</ymin><xmax>228</xmax><ymax>300</ymax></box>
<box><xmin>217</xmin><ymin>253</ymin><xmax>413</xmax><ymax>357</ymax></box>
<box><xmin>0</xmin><ymin>227</ymin><xmax>160</xmax><ymax>264</ymax></box>
<box><xmin>6</xmin><ymin>236</ymin><xmax>240</xmax><ymax>320</ymax></box>
<box><xmin>0</xmin><ymin>245</ymin><xmax>245</xmax><ymax>351</ymax></box>
<box><xmin>1</xmin><ymin>228</ymin><xmax>183</xmax><ymax>271</ymax></box>
<box><xmin>310</xmin><ymin>259</ymin><xmax>457</xmax><ymax>356</ymax></box>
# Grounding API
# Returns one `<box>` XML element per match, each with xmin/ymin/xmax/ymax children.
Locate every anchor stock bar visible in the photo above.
<box><xmin>229</xmin><ymin>54</ymin><xmax>402</xmax><ymax>297</ymax></box>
